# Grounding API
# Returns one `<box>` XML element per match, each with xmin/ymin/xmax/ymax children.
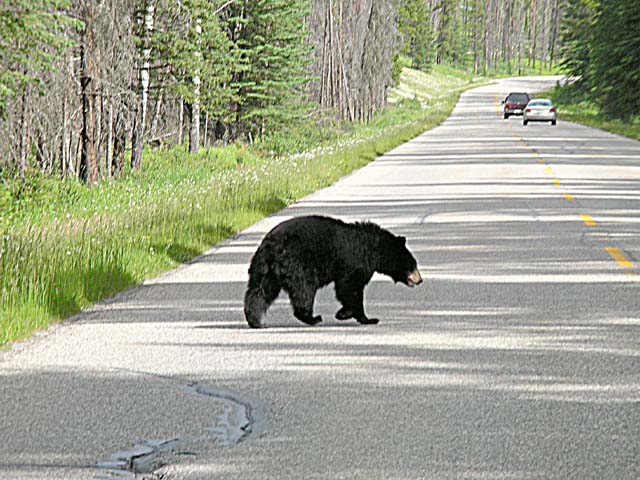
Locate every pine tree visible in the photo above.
<box><xmin>0</xmin><ymin>0</ymin><xmax>76</xmax><ymax>179</ymax></box>
<box><xmin>398</xmin><ymin>0</ymin><xmax>434</xmax><ymax>71</ymax></box>
<box><xmin>226</xmin><ymin>0</ymin><xmax>313</xmax><ymax>139</ymax></box>
<box><xmin>434</xmin><ymin>1</ymin><xmax>463</xmax><ymax>65</ymax></box>
<box><xmin>590</xmin><ymin>0</ymin><xmax>640</xmax><ymax>120</ymax></box>
<box><xmin>558</xmin><ymin>0</ymin><xmax>599</xmax><ymax>94</ymax></box>
<box><xmin>466</xmin><ymin>0</ymin><xmax>487</xmax><ymax>74</ymax></box>
<box><xmin>0</xmin><ymin>0</ymin><xmax>76</xmax><ymax>111</ymax></box>
<box><xmin>151</xmin><ymin>0</ymin><xmax>238</xmax><ymax>148</ymax></box>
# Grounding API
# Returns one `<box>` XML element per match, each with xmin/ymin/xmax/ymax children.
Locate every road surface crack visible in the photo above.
<box><xmin>95</xmin><ymin>372</ymin><xmax>260</xmax><ymax>479</ymax></box>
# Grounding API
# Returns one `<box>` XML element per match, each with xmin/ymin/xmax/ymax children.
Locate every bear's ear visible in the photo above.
<box><xmin>397</xmin><ymin>236</ymin><xmax>407</xmax><ymax>246</ymax></box>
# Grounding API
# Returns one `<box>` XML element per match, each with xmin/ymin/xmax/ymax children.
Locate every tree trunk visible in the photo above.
<box><xmin>131</xmin><ymin>0</ymin><xmax>154</xmax><ymax>169</ymax></box>
<box><xmin>19</xmin><ymin>84</ymin><xmax>29</xmax><ymax>182</ymax></box>
<box><xmin>62</xmin><ymin>53</ymin><xmax>74</xmax><ymax>178</ymax></box>
<box><xmin>548</xmin><ymin>0</ymin><xmax>560</xmax><ymax>69</ymax></box>
<box><xmin>189</xmin><ymin>17</ymin><xmax>202</xmax><ymax>154</ymax></box>
<box><xmin>203</xmin><ymin>111</ymin><xmax>209</xmax><ymax>148</ymax></box>
<box><xmin>112</xmin><ymin>113</ymin><xmax>126</xmax><ymax>176</ymax></box>
<box><xmin>530</xmin><ymin>0</ymin><xmax>537</xmax><ymax>69</ymax></box>
<box><xmin>150</xmin><ymin>93</ymin><xmax>162</xmax><ymax>140</ymax></box>
<box><xmin>189</xmin><ymin>96</ymin><xmax>200</xmax><ymax>153</ymax></box>
<box><xmin>106</xmin><ymin>100</ymin><xmax>114</xmax><ymax>178</ymax></box>
<box><xmin>80</xmin><ymin>3</ymin><xmax>98</xmax><ymax>185</ymax></box>
<box><xmin>178</xmin><ymin>96</ymin><xmax>185</xmax><ymax>145</ymax></box>
<box><xmin>61</xmin><ymin>87</ymin><xmax>68</xmax><ymax>178</ymax></box>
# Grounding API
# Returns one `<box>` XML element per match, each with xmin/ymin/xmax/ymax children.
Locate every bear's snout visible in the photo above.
<box><xmin>407</xmin><ymin>269</ymin><xmax>423</xmax><ymax>287</ymax></box>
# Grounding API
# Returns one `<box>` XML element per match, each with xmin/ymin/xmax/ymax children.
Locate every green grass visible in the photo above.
<box><xmin>0</xmin><ymin>66</ymin><xmax>487</xmax><ymax>347</ymax></box>
<box><xmin>546</xmin><ymin>86</ymin><xmax>640</xmax><ymax>141</ymax></box>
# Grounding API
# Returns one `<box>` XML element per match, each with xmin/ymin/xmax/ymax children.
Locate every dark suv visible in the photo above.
<box><xmin>502</xmin><ymin>92</ymin><xmax>531</xmax><ymax>119</ymax></box>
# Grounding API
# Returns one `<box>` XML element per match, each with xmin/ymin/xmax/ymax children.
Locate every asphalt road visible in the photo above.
<box><xmin>2</xmin><ymin>76</ymin><xmax>639</xmax><ymax>480</ymax></box>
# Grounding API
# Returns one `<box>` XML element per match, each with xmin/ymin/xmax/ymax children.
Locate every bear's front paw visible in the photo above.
<box><xmin>357</xmin><ymin>317</ymin><xmax>379</xmax><ymax>325</ymax></box>
<box><xmin>335</xmin><ymin>307</ymin><xmax>353</xmax><ymax>320</ymax></box>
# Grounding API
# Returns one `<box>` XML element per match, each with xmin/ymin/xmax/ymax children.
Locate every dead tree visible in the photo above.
<box><xmin>80</xmin><ymin>2</ymin><xmax>98</xmax><ymax>184</ymax></box>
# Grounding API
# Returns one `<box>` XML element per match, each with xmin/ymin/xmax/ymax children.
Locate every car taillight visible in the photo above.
<box><xmin>550</xmin><ymin>108</ymin><xmax>556</xmax><ymax>113</ymax></box>
<box><xmin>525</xmin><ymin>108</ymin><xmax>531</xmax><ymax>113</ymax></box>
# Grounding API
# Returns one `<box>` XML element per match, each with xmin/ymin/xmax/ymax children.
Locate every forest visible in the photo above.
<box><xmin>0</xmin><ymin>0</ymin><xmax>578</xmax><ymax>183</ymax></box>
<box><xmin>1</xmin><ymin>0</ymin><xmax>637</xmax><ymax>183</ymax></box>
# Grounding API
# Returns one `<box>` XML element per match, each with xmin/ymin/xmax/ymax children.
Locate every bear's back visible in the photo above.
<box><xmin>267</xmin><ymin>215</ymin><xmax>344</xmax><ymax>239</ymax></box>
<box><xmin>264</xmin><ymin>216</ymin><xmax>381</xmax><ymax>277</ymax></box>
<box><xmin>265</xmin><ymin>216</ymin><xmax>344</xmax><ymax>260</ymax></box>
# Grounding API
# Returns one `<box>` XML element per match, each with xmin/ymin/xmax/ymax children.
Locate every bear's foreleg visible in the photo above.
<box><xmin>335</xmin><ymin>273</ymin><xmax>378</xmax><ymax>325</ymax></box>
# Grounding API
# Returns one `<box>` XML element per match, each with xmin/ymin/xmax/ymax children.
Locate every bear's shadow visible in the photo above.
<box><xmin>194</xmin><ymin>319</ymin><xmax>366</xmax><ymax>330</ymax></box>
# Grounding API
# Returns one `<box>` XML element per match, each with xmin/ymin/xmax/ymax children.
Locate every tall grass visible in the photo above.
<box><xmin>0</xmin><ymin>69</ymin><xmax>480</xmax><ymax>346</ymax></box>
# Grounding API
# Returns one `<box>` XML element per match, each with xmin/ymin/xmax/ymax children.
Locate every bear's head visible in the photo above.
<box><xmin>378</xmin><ymin>235</ymin><xmax>423</xmax><ymax>288</ymax></box>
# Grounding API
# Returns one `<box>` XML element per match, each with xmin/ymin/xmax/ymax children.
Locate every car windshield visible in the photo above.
<box><xmin>507</xmin><ymin>94</ymin><xmax>528</xmax><ymax>102</ymax></box>
<box><xmin>529</xmin><ymin>100</ymin><xmax>552</xmax><ymax>106</ymax></box>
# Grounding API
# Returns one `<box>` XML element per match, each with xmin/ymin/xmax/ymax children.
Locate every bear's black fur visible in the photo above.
<box><xmin>244</xmin><ymin>215</ymin><xmax>422</xmax><ymax>328</ymax></box>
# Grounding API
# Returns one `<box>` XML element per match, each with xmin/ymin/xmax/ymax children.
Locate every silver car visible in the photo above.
<box><xmin>523</xmin><ymin>99</ymin><xmax>557</xmax><ymax>126</ymax></box>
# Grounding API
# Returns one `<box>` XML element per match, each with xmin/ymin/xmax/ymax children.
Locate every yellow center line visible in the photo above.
<box><xmin>580</xmin><ymin>214</ymin><xmax>597</xmax><ymax>227</ymax></box>
<box><xmin>604</xmin><ymin>247</ymin><xmax>634</xmax><ymax>268</ymax></box>
<box><xmin>497</xmin><ymin>95</ymin><xmax>623</xmax><ymax>272</ymax></box>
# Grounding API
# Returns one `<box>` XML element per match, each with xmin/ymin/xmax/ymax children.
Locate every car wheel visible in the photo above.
<box><xmin>504</xmin><ymin>113</ymin><xmax>509</xmax><ymax>119</ymax></box>
<box><xmin>551</xmin><ymin>120</ymin><xmax>556</xmax><ymax>125</ymax></box>
<box><xmin>523</xmin><ymin>120</ymin><xmax>528</xmax><ymax>126</ymax></box>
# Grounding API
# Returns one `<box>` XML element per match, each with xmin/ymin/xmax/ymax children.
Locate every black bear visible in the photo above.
<box><xmin>244</xmin><ymin>215</ymin><xmax>422</xmax><ymax>328</ymax></box>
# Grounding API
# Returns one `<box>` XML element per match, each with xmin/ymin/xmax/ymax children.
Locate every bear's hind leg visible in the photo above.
<box><xmin>244</xmin><ymin>273</ymin><xmax>281</xmax><ymax>328</ymax></box>
<box><xmin>286</xmin><ymin>282</ymin><xmax>322</xmax><ymax>326</ymax></box>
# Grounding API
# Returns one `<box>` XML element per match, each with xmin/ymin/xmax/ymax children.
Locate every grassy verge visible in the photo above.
<box><xmin>0</xmin><ymin>66</ymin><xmax>486</xmax><ymax>346</ymax></box>
<box><xmin>547</xmin><ymin>86</ymin><xmax>640</xmax><ymax>141</ymax></box>
<box><xmin>390</xmin><ymin>63</ymin><xmax>485</xmax><ymax>106</ymax></box>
